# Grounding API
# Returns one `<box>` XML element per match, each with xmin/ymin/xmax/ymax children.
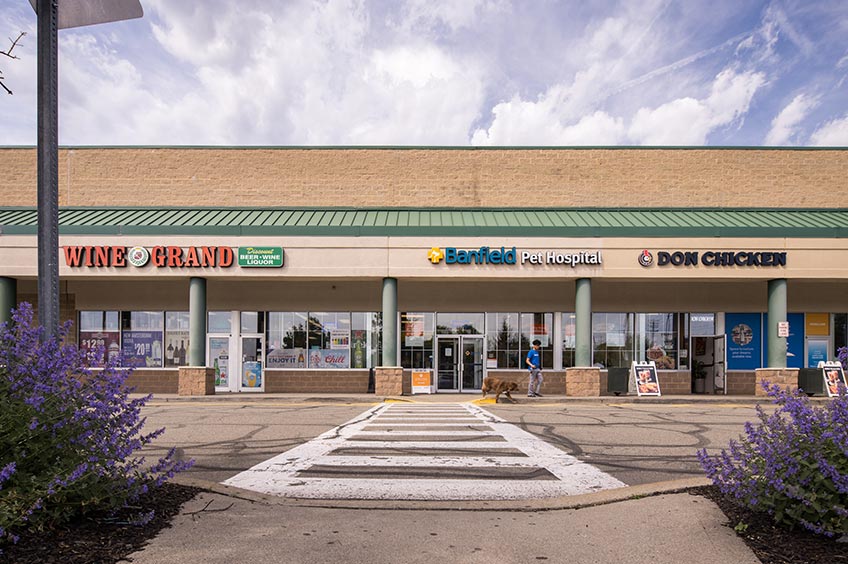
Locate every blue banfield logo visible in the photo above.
<box><xmin>428</xmin><ymin>246</ymin><xmax>602</xmax><ymax>267</ymax></box>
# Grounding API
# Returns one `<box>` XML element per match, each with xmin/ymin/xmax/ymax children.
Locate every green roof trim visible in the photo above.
<box><xmin>0</xmin><ymin>207</ymin><xmax>846</xmax><ymax>238</ymax></box>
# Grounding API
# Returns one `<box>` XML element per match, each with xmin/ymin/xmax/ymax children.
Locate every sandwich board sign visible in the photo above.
<box><xmin>411</xmin><ymin>370</ymin><xmax>434</xmax><ymax>394</ymax></box>
<box><xmin>631</xmin><ymin>361</ymin><xmax>661</xmax><ymax>396</ymax></box>
<box><xmin>819</xmin><ymin>361</ymin><xmax>847</xmax><ymax>398</ymax></box>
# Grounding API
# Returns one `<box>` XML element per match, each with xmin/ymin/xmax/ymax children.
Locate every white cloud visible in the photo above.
<box><xmin>809</xmin><ymin>115</ymin><xmax>848</xmax><ymax>146</ymax></box>
<box><xmin>764</xmin><ymin>93</ymin><xmax>819</xmax><ymax>145</ymax></box>
<box><xmin>628</xmin><ymin>70</ymin><xmax>765</xmax><ymax>145</ymax></box>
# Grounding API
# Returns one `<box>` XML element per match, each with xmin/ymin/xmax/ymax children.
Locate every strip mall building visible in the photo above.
<box><xmin>1</xmin><ymin>147</ymin><xmax>846</xmax><ymax>396</ymax></box>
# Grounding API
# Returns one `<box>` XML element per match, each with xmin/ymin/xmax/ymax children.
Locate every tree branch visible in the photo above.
<box><xmin>0</xmin><ymin>31</ymin><xmax>26</xmax><ymax>59</ymax></box>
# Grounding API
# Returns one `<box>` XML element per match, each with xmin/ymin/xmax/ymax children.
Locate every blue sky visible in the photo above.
<box><xmin>0</xmin><ymin>0</ymin><xmax>846</xmax><ymax>145</ymax></box>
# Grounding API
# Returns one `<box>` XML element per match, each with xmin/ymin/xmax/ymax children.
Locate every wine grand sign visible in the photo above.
<box><xmin>63</xmin><ymin>245</ymin><xmax>283</xmax><ymax>268</ymax></box>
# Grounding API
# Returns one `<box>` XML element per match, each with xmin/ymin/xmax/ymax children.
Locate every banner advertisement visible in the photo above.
<box><xmin>267</xmin><ymin>348</ymin><xmax>306</xmax><ymax>368</ymax></box>
<box><xmin>122</xmin><ymin>330</ymin><xmax>164</xmax><ymax>368</ymax></box>
<box><xmin>308</xmin><ymin>348</ymin><xmax>350</xmax><ymax>369</ymax></box>
<box><xmin>725</xmin><ymin>313</ymin><xmax>762</xmax><ymax>370</ymax></box>
<box><xmin>79</xmin><ymin>331</ymin><xmax>121</xmax><ymax>366</ymax></box>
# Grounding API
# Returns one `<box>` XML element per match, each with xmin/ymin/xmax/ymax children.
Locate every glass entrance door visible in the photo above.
<box><xmin>436</xmin><ymin>336</ymin><xmax>484</xmax><ymax>392</ymax></box>
<box><xmin>239</xmin><ymin>336</ymin><xmax>265</xmax><ymax>392</ymax></box>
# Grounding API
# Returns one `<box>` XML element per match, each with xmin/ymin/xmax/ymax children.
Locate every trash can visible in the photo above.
<box><xmin>798</xmin><ymin>367</ymin><xmax>823</xmax><ymax>396</ymax></box>
<box><xmin>607</xmin><ymin>367</ymin><xmax>629</xmax><ymax>395</ymax></box>
<box><xmin>694</xmin><ymin>375</ymin><xmax>706</xmax><ymax>394</ymax></box>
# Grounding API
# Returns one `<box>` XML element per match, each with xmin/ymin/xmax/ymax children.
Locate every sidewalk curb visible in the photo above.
<box><xmin>169</xmin><ymin>475</ymin><xmax>713</xmax><ymax>511</ymax></box>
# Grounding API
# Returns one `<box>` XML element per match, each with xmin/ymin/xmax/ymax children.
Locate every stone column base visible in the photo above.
<box><xmin>178</xmin><ymin>366</ymin><xmax>216</xmax><ymax>396</ymax></box>
<box><xmin>565</xmin><ymin>367</ymin><xmax>601</xmax><ymax>396</ymax></box>
<box><xmin>754</xmin><ymin>368</ymin><xmax>798</xmax><ymax>396</ymax></box>
<box><xmin>375</xmin><ymin>366</ymin><xmax>403</xmax><ymax>396</ymax></box>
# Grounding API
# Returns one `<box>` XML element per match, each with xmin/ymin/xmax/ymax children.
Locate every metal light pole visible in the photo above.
<box><xmin>29</xmin><ymin>0</ymin><xmax>142</xmax><ymax>335</ymax></box>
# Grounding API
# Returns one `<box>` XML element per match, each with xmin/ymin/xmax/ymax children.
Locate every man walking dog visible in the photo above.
<box><xmin>526</xmin><ymin>339</ymin><xmax>543</xmax><ymax>397</ymax></box>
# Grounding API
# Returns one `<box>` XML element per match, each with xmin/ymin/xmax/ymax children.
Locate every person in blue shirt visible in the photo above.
<box><xmin>526</xmin><ymin>339</ymin><xmax>543</xmax><ymax>397</ymax></box>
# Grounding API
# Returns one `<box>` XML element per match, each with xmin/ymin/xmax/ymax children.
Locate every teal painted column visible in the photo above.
<box><xmin>0</xmin><ymin>277</ymin><xmax>16</xmax><ymax>327</ymax></box>
<box><xmin>382</xmin><ymin>277</ymin><xmax>398</xmax><ymax>366</ymax></box>
<box><xmin>767</xmin><ymin>278</ymin><xmax>787</xmax><ymax>368</ymax></box>
<box><xmin>189</xmin><ymin>277</ymin><xmax>207</xmax><ymax>367</ymax></box>
<box><xmin>575</xmin><ymin>278</ymin><xmax>592</xmax><ymax>366</ymax></box>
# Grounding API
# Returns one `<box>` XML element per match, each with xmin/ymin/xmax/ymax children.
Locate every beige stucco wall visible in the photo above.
<box><xmin>2</xmin><ymin>147</ymin><xmax>846</xmax><ymax>208</ymax></box>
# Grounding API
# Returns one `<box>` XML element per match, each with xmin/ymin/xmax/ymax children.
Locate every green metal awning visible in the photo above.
<box><xmin>0</xmin><ymin>207</ymin><xmax>846</xmax><ymax>237</ymax></box>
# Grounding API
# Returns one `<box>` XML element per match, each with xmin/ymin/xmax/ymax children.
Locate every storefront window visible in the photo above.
<box><xmin>835</xmin><ymin>313</ymin><xmax>847</xmax><ymax>358</ymax></box>
<box><xmin>79</xmin><ymin>310</ymin><xmax>120</xmax><ymax>366</ymax></box>
<box><xmin>486</xmin><ymin>313</ymin><xmax>520</xmax><ymax>369</ymax></box>
<box><xmin>208</xmin><ymin>311</ymin><xmax>232</xmax><ymax>334</ymax></box>
<box><xmin>521</xmin><ymin>313</ymin><xmax>553</xmax><ymax>369</ymax></box>
<box><xmin>121</xmin><ymin>311</ymin><xmax>164</xmax><ymax>368</ymax></box>
<box><xmin>307</xmin><ymin>312</ymin><xmax>351</xmax><ymax>368</ymax></box>
<box><xmin>436</xmin><ymin>313</ymin><xmax>484</xmax><ymax>335</ymax></box>
<box><xmin>351</xmin><ymin>312</ymin><xmax>380</xmax><ymax>369</ymax></box>
<box><xmin>592</xmin><ymin>313</ymin><xmax>634</xmax><ymax>369</ymax></box>
<box><xmin>165</xmin><ymin>312</ymin><xmax>190</xmax><ymax>367</ymax></box>
<box><xmin>267</xmin><ymin>312</ymin><xmax>308</xmax><ymax>368</ymax></box>
<box><xmin>637</xmin><ymin>313</ymin><xmax>677</xmax><ymax>369</ymax></box>
<box><xmin>241</xmin><ymin>311</ymin><xmax>264</xmax><ymax>333</ymax></box>
<box><xmin>401</xmin><ymin>312</ymin><xmax>434</xmax><ymax>369</ymax></box>
<box><xmin>562</xmin><ymin>313</ymin><xmax>576</xmax><ymax>368</ymax></box>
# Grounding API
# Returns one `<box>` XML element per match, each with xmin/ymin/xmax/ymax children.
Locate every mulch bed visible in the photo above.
<box><xmin>1</xmin><ymin>483</ymin><xmax>201</xmax><ymax>564</ymax></box>
<box><xmin>690</xmin><ymin>485</ymin><xmax>848</xmax><ymax>564</ymax></box>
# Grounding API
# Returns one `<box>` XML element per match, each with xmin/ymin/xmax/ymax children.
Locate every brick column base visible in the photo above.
<box><xmin>375</xmin><ymin>366</ymin><xmax>403</xmax><ymax>396</ymax></box>
<box><xmin>178</xmin><ymin>366</ymin><xmax>216</xmax><ymax>396</ymax></box>
<box><xmin>565</xmin><ymin>367</ymin><xmax>601</xmax><ymax>396</ymax></box>
<box><xmin>754</xmin><ymin>368</ymin><xmax>799</xmax><ymax>396</ymax></box>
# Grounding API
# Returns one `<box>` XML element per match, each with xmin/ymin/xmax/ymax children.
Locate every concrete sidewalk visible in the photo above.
<box><xmin>128</xmin><ymin>477</ymin><xmax>759</xmax><ymax>564</ymax></box>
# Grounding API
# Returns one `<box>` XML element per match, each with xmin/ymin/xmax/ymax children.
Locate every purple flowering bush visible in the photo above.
<box><xmin>838</xmin><ymin>346</ymin><xmax>848</xmax><ymax>371</ymax></box>
<box><xmin>697</xmin><ymin>381</ymin><xmax>848</xmax><ymax>537</ymax></box>
<box><xmin>0</xmin><ymin>303</ymin><xmax>192</xmax><ymax>548</ymax></box>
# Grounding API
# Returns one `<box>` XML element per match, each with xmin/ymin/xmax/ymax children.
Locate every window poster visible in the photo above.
<box><xmin>79</xmin><ymin>330</ymin><xmax>121</xmax><ymax>365</ymax></box>
<box><xmin>308</xmin><ymin>348</ymin><xmax>350</xmax><ymax>368</ymax></box>
<box><xmin>823</xmin><ymin>363</ymin><xmax>847</xmax><ymax>397</ymax></box>
<box><xmin>164</xmin><ymin>331</ymin><xmax>189</xmax><ymax>367</ymax></box>
<box><xmin>807</xmin><ymin>338</ymin><xmax>829</xmax><ymax>368</ymax></box>
<box><xmin>210</xmin><ymin>337</ymin><xmax>229</xmax><ymax>387</ymax></box>
<box><xmin>121</xmin><ymin>330</ymin><xmax>164</xmax><ymax>368</ymax></box>
<box><xmin>725</xmin><ymin>313</ymin><xmax>762</xmax><ymax>370</ymax></box>
<box><xmin>267</xmin><ymin>348</ymin><xmax>306</xmax><ymax>368</ymax></box>
<box><xmin>331</xmin><ymin>330</ymin><xmax>350</xmax><ymax>349</ymax></box>
<box><xmin>351</xmin><ymin>330</ymin><xmax>367</xmax><ymax>369</ymax></box>
<box><xmin>632</xmin><ymin>362</ymin><xmax>661</xmax><ymax>396</ymax></box>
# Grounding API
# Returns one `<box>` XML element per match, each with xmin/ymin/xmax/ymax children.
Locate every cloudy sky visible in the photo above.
<box><xmin>0</xmin><ymin>0</ymin><xmax>846</xmax><ymax>146</ymax></box>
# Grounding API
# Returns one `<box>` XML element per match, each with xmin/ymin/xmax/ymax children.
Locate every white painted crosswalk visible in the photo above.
<box><xmin>223</xmin><ymin>403</ymin><xmax>626</xmax><ymax>500</ymax></box>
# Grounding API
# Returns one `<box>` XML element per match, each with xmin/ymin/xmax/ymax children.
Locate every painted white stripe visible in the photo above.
<box><xmin>366</xmin><ymin>423</ymin><xmax>493</xmax><ymax>427</ymax></box>
<box><xmin>352</xmin><ymin>430</ymin><xmax>499</xmax><ymax>436</ymax></box>
<box><xmin>226</xmin><ymin>477</ymin><xmax>619</xmax><ymax>500</ymax></box>
<box><xmin>223</xmin><ymin>403</ymin><xmax>625</xmax><ymax>500</ymax></box>
<box><xmin>309</xmin><ymin>456</ymin><xmax>537</xmax><ymax>467</ymax></box>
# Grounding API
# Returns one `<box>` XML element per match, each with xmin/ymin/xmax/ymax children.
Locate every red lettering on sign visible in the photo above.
<box><xmin>112</xmin><ymin>246</ymin><xmax>127</xmax><ymax>267</ymax></box>
<box><xmin>64</xmin><ymin>246</ymin><xmax>85</xmax><ymax>267</ymax></box>
<box><xmin>183</xmin><ymin>246</ymin><xmax>199</xmax><ymax>267</ymax></box>
<box><xmin>201</xmin><ymin>246</ymin><xmax>216</xmax><ymax>267</ymax></box>
<box><xmin>152</xmin><ymin>246</ymin><xmax>166</xmax><ymax>267</ymax></box>
<box><xmin>85</xmin><ymin>246</ymin><xmax>94</xmax><ymax>267</ymax></box>
<box><xmin>94</xmin><ymin>246</ymin><xmax>110</xmax><ymax>267</ymax></box>
<box><xmin>167</xmin><ymin>246</ymin><xmax>183</xmax><ymax>267</ymax></box>
<box><xmin>219</xmin><ymin>246</ymin><xmax>234</xmax><ymax>267</ymax></box>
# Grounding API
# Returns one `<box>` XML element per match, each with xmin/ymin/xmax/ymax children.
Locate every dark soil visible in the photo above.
<box><xmin>691</xmin><ymin>485</ymin><xmax>848</xmax><ymax>564</ymax></box>
<box><xmin>1</xmin><ymin>483</ymin><xmax>201</xmax><ymax>564</ymax></box>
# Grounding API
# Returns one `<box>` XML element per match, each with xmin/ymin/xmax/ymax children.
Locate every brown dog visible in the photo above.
<box><xmin>481</xmin><ymin>376</ymin><xmax>518</xmax><ymax>403</ymax></box>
